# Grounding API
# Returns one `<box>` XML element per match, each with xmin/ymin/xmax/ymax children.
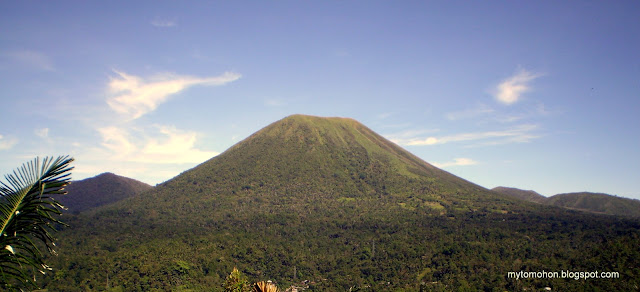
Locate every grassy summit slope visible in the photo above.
<box><xmin>45</xmin><ymin>115</ymin><xmax>640</xmax><ymax>291</ymax></box>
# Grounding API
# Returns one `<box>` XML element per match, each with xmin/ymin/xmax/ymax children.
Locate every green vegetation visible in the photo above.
<box><xmin>58</xmin><ymin>172</ymin><xmax>152</xmax><ymax>214</ymax></box>
<box><xmin>223</xmin><ymin>267</ymin><xmax>250</xmax><ymax>292</ymax></box>
<box><xmin>491</xmin><ymin>187</ymin><xmax>547</xmax><ymax>204</ymax></box>
<box><xmin>222</xmin><ymin>268</ymin><xmax>281</xmax><ymax>292</ymax></box>
<box><xmin>0</xmin><ymin>156</ymin><xmax>73</xmax><ymax>290</ymax></box>
<box><xmin>546</xmin><ymin>192</ymin><xmax>640</xmax><ymax>217</ymax></box>
<box><xmin>25</xmin><ymin>115</ymin><xmax>640</xmax><ymax>290</ymax></box>
<box><xmin>493</xmin><ymin>187</ymin><xmax>640</xmax><ymax>218</ymax></box>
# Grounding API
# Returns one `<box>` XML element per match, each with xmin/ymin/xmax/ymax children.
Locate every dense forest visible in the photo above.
<box><xmin>33</xmin><ymin>115</ymin><xmax>640</xmax><ymax>291</ymax></box>
<box><xmin>44</xmin><ymin>200</ymin><xmax>640</xmax><ymax>291</ymax></box>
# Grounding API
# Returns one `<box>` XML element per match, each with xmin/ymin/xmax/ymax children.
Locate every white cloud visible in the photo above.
<box><xmin>107</xmin><ymin>70</ymin><xmax>241</xmax><ymax>120</ymax></box>
<box><xmin>494</xmin><ymin>69</ymin><xmax>541</xmax><ymax>105</ymax></box>
<box><xmin>3</xmin><ymin>50</ymin><xmax>55</xmax><ymax>71</ymax></box>
<box><xmin>141</xmin><ymin>125</ymin><xmax>219</xmax><ymax>163</ymax></box>
<box><xmin>96</xmin><ymin>125</ymin><xmax>219</xmax><ymax>164</ymax></box>
<box><xmin>0</xmin><ymin>134</ymin><xmax>18</xmax><ymax>150</ymax></box>
<box><xmin>390</xmin><ymin>124</ymin><xmax>540</xmax><ymax>147</ymax></box>
<box><xmin>433</xmin><ymin>158</ymin><xmax>478</xmax><ymax>168</ymax></box>
<box><xmin>77</xmin><ymin>69</ymin><xmax>239</xmax><ymax>184</ymax></box>
<box><xmin>35</xmin><ymin>128</ymin><xmax>49</xmax><ymax>139</ymax></box>
<box><xmin>97</xmin><ymin>126</ymin><xmax>136</xmax><ymax>156</ymax></box>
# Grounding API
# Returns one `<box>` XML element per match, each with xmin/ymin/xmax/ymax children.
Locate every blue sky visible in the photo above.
<box><xmin>1</xmin><ymin>1</ymin><xmax>639</xmax><ymax>199</ymax></box>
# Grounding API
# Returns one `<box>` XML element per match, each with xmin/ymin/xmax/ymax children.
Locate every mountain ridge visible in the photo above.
<box><xmin>492</xmin><ymin>186</ymin><xmax>640</xmax><ymax>217</ymax></box>
<box><xmin>491</xmin><ymin>186</ymin><xmax>547</xmax><ymax>204</ymax></box>
<box><xmin>547</xmin><ymin>191</ymin><xmax>640</xmax><ymax>217</ymax></box>
<box><xmin>58</xmin><ymin>172</ymin><xmax>152</xmax><ymax>213</ymax></box>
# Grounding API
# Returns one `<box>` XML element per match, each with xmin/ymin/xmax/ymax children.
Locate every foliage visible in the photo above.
<box><xmin>222</xmin><ymin>268</ymin><xmax>279</xmax><ymax>292</ymax></box>
<box><xmin>33</xmin><ymin>116</ymin><xmax>640</xmax><ymax>290</ymax></box>
<box><xmin>546</xmin><ymin>192</ymin><xmax>640</xmax><ymax>217</ymax></box>
<box><xmin>494</xmin><ymin>187</ymin><xmax>640</xmax><ymax>218</ymax></box>
<box><xmin>492</xmin><ymin>186</ymin><xmax>547</xmax><ymax>203</ymax></box>
<box><xmin>0</xmin><ymin>156</ymin><xmax>73</xmax><ymax>290</ymax></box>
<box><xmin>223</xmin><ymin>267</ymin><xmax>250</xmax><ymax>292</ymax></box>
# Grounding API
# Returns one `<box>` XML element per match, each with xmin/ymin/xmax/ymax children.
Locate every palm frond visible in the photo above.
<box><xmin>253</xmin><ymin>281</ymin><xmax>280</xmax><ymax>292</ymax></box>
<box><xmin>0</xmin><ymin>156</ymin><xmax>74</xmax><ymax>289</ymax></box>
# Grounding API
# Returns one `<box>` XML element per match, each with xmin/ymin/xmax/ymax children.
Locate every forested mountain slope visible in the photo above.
<box><xmin>44</xmin><ymin>115</ymin><xmax>640</xmax><ymax>291</ymax></box>
<box><xmin>546</xmin><ymin>192</ymin><xmax>640</xmax><ymax>218</ymax></box>
<box><xmin>491</xmin><ymin>186</ymin><xmax>547</xmax><ymax>204</ymax></box>
<box><xmin>57</xmin><ymin>172</ymin><xmax>152</xmax><ymax>213</ymax></box>
<box><xmin>493</xmin><ymin>187</ymin><xmax>640</xmax><ymax>218</ymax></box>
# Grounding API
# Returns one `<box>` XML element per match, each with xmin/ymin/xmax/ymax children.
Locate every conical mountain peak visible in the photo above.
<box><xmin>47</xmin><ymin>115</ymin><xmax>640</xmax><ymax>291</ymax></box>
<box><xmin>226</xmin><ymin>114</ymin><xmax>438</xmax><ymax>172</ymax></box>
<box><xmin>231</xmin><ymin>114</ymin><xmax>375</xmax><ymax>149</ymax></box>
<box><xmin>149</xmin><ymin>114</ymin><xmax>492</xmax><ymax>215</ymax></box>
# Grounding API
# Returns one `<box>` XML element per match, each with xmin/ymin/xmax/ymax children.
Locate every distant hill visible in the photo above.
<box><xmin>45</xmin><ymin>115</ymin><xmax>640</xmax><ymax>291</ymax></box>
<box><xmin>546</xmin><ymin>192</ymin><xmax>640</xmax><ymax>218</ymax></box>
<box><xmin>493</xmin><ymin>187</ymin><xmax>640</xmax><ymax>218</ymax></box>
<box><xmin>57</xmin><ymin>172</ymin><xmax>152</xmax><ymax>213</ymax></box>
<box><xmin>491</xmin><ymin>186</ymin><xmax>547</xmax><ymax>203</ymax></box>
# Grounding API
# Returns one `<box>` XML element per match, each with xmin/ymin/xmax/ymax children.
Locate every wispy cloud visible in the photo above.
<box><xmin>0</xmin><ymin>134</ymin><xmax>18</xmax><ymax>150</ymax></box>
<box><xmin>97</xmin><ymin>125</ymin><xmax>219</xmax><ymax>164</ymax></box>
<box><xmin>433</xmin><ymin>158</ymin><xmax>478</xmax><ymax>168</ymax></box>
<box><xmin>493</xmin><ymin>69</ymin><xmax>541</xmax><ymax>105</ymax></box>
<box><xmin>3</xmin><ymin>50</ymin><xmax>55</xmax><ymax>71</ymax></box>
<box><xmin>66</xmin><ymin>124</ymin><xmax>220</xmax><ymax>185</ymax></box>
<box><xmin>390</xmin><ymin>124</ymin><xmax>540</xmax><ymax>147</ymax></box>
<box><xmin>107</xmin><ymin>70</ymin><xmax>241</xmax><ymax>120</ymax></box>
<box><xmin>98</xmin><ymin>126</ymin><xmax>136</xmax><ymax>156</ymax></box>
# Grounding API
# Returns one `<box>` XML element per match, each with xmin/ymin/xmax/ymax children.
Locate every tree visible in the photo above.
<box><xmin>0</xmin><ymin>156</ymin><xmax>74</xmax><ymax>290</ymax></box>
<box><xmin>223</xmin><ymin>267</ymin><xmax>251</xmax><ymax>292</ymax></box>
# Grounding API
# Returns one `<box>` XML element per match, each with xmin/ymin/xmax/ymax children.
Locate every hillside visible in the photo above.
<box><xmin>546</xmin><ymin>192</ymin><xmax>640</xmax><ymax>218</ymax></box>
<box><xmin>43</xmin><ymin>115</ymin><xmax>640</xmax><ymax>291</ymax></box>
<box><xmin>492</xmin><ymin>186</ymin><xmax>640</xmax><ymax>218</ymax></box>
<box><xmin>57</xmin><ymin>172</ymin><xmax>152</xmax><ymax>213</ymax></box>
<box><xmin>491</xmin><ymin>186</ymin><xmax>547</xmax><ymax>203</ymax></box>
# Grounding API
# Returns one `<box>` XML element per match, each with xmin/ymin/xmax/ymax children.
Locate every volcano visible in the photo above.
<box><xmin>45</xmin><ymin>115</ymin><xmax>640</xmax><ymax>291</ymax></box>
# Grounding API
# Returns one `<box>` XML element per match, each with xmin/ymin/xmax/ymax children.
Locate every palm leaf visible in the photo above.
<box><xmin>253</xmin><ymin>281</ymin><xmax>280</xmax><ymax>292</ymax></box>
<box><xmin>0</xmin><ymin>156</ymin><xmax>73</xmax><ymax>289</ymax></box>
